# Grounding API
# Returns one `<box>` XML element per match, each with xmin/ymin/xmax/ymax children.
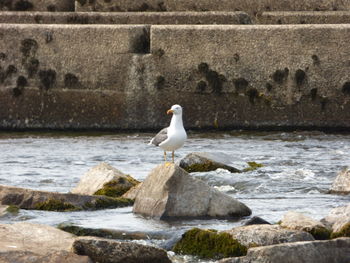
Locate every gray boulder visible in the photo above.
<box><xmin>0</xmin><ymin>184</ymin><xmax>133</xmax><ymax>211</ymax></box>
<box><xmin>72</xmin><ymin>236</ymin><xmax>171</xmax><ymax>263</ymax></box>
<box><xmin>122</xmin><ymin>183</ymin><xmax>142</xmax><ymax>200</ymax></box>
<box><xmin>330</xmin><ymin>168</ymin><xmax>350</xmax><ymax>194</ymax></box>
<box><xmin>71</xmin><ymin>162</ymin><xmax>139</xmax><ymax>197</ymax></box>
<box><xmin>224</xmin><ymin>224</ymin><xmax>314</xmax><ymax>247</ymax></box>
<box><xmin>218</xmin><ymin>238</ymin><xmax>350</xmax><ymax>263</ymax></box>
<box><xmin>133</xmin><ymin>163</ymin><xmax>251</xmax><ymax>219</ymax></box>
<box><xmin>280</xmin><ymin>211</ymin><xmax>331</xmax><ymax>239</ymax></box>
<box><xmin>322</xmin><ymin>204</ymin><xmax>350</xmax><ymax>237</ymax></box>
<box><xmin>178</xmin><ymin>152</ymin><xmax>241</xmax><ymax>173</ymax></box>
<box><xmin>0</xmin><ymin>251</ymin><xmax>92</xmax><ymax>263</ymax></box>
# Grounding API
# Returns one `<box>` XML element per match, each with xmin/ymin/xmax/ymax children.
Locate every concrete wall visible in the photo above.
<box><xmin>0</xmin><ymin>0</ymin><xmax>74</xmax><ymax>11</ymax></box>
<box><xmin>0</xmin><ymin>11</ymin><xmax>251</xmax><ymax>24</ymax></box>
<box><xmin>258</xmin><ymin>11</ymin><xmax>350</xmax><ymax>24</ymax></box>
<box><xmin>1</xmin><ymin>24</ymin><xmax>350</xmax><ymax>130</ymax></box>
<box><xmin>75</xmin><ymin>0</ymin><xmax>350</xmax><ymax>15</ymax></box>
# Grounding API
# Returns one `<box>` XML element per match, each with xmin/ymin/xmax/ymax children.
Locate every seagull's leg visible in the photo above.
<box><xmin>172</xmin><ymin>151</ymin><xmax>175</xmax><ymax>163</ymax></box>
<box><xmin>164</xmin><ymin>151</ymin><xmax>167</xmax><ymax>162</ymax></box>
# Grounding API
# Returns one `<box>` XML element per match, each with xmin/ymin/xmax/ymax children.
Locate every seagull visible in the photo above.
<box><xmin>149</xmin><ymin>104</ymin><xmax>187</xmax><ymax>163</ymax></box>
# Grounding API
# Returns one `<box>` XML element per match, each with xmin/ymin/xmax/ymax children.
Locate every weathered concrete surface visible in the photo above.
<box><xmin>259</xmin><ymin>11</ymin><xmax>350</xmax><ymax>24</ymax></box>
<box><xmin>0</xmin><ymin>0</ymin><xmax>74</xmax><ymax>11</ymax></box>
<box><xmin>133</xmin><ymin>163</ymin><xmax>251</xmax><ymax>219</ymax></box>
<box><xmin>72</xmin><ymin>236</ymin><xmax>172</xmax><ymax>263</ymax></box>
<box><xmin>75</xmin><ymin>0</ymin><xmax>350</xmax><ymax>16</ymax></box>
<box><xmin>0</xmin><ymin>184</ymin><xmax>133</xmax><ymax>210</ymax></box>
<box><xmin>218</xmin><ymin>238</ymin><xmax>350</xmax><ymax>263</ymax></box>
<box><xmin>0</xmin><ymin>11</ymin><xmax>252</xmax><ymax>24</ymax></box>
<box><xmin>2</xmin><ymin>24</ymin><xmax>350</xmax><ymax>130</ymax></box>
<box><xmin>224</xmin><ymin>224</ymin><xmax>314</xmax><ymax>247</ymax></box>
<box><xmin>329</xmin><ymin>167</ymin><xmax>350</xmax><ymax>194</ymax></box>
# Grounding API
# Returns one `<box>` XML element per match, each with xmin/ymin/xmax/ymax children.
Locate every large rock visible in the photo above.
<box><xmin>179</xmin><ymin>152</ymin><xmax>241</xmax><ymax>173</ymax></box>
<box><xmin>0</xmin><ymin>184</ymin><xmax>133</xmax><ymax>211</ymax></box>
<box><xmin>329</xmin><ymin>167</ymin><xmax>350</xmax><ymax>194</ymax></box>
<box><xmin>71</xmin><ymin>162</ymin><xmax>139</xmax><ymax>197</ymax></box>
<box><xmin>133</xmin><ymin>163</ymin><xmax>251</xmax><ymax>219</ymax></box>
<box><xmin>224</xmin><ymin>224</ymin><xmax>314</xmax><ymax>247</ymax></box>
<box><xmin>0</xmin><ymin>250</ymin><xmax>92</xmax><ymax>263</ymax></box>
<box><xmin>122</xmin><ymin>183</ymin><xmax>142</xmax><ymax>200</ymax></box>
<box><xmin>218</xmin><ymin>238</ymin><xmax>350</xmax><ymax>263</ymax></box>
<box><xmin>280</xmin><ymin>211</ymin><xmax>331</xmax><ymax>239</ymax></box>
<box><xmin>322</xmin><ymin>204</ymin><xmax>350</xmax><ymax>237</ymax></box>
<box><xmin>0</xmin><ymin>222</ymin><xmax>76</xmax><ymax>254</ymax></box>
<box><xmin>72</xmin><ymin>236</ymin><xmax>171</xmax><ymax>263</ymax></box>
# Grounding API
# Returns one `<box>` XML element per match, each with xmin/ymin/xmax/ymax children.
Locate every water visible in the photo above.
<box><xmin>0</xmin><ymin>131</ymin><xmax>350</xmax><ymax>262</ymax></box>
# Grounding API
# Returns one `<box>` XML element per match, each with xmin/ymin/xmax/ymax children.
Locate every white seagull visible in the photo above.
<box><xmin>149</xmin><ymin>104</ymin><xmax>187</xmax><ymax>163</ymax></box>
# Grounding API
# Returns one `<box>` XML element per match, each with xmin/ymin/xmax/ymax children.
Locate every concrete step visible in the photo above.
<box><xmin>0</xmin><ymin>11</ymin><xmax>252</xmax><ymax>24</ymax></box>
<box><xmin>1</xmin><ymin>23</ymin><xmax>350</xmax><ymax>130</ymax></box>
<box><xmin>75</xmin><ymin>0</ymin><xmax>350</xmax><ymax>16</ymax></box>
<box><xmin>258</xmin><ymin>11</ymin><xmax>350</xmax><ymax>24</ymax></box>
<box><xmin>0</xmin><ymin>0</ymin><xmax>74</xmax><ymax>12</ymax></box>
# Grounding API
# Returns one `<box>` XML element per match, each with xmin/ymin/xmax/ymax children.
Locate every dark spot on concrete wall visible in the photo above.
<box><xmin>207</xmin><ymin>70</ymin><xmax>225</xmax><ymax>94</ymax></box>
<box><xmin>342</xmin><ymin>82</ymin><xmax>350</xmax><ymax>95</ymax></box>
<box><xmin>104</xmin><ymin>0</ymin><xmax>111</xmax><ymax>2</ymax></box>
<box><xmin>233</xmin><ymin>53</ymin><xmax>240</xmax><ymax>62</ymax></box>
<box><xmin>295</xmin><ymin>69</ymin><xmax>306</xmax><ymax>86</ymax></box>
<box><xmin>277</xmin><ymin>19</ymin><xmax>282</xmax><ymax>24</ymax></box>
<box><xmin>133</xmin><ymin>28</ymin><xmax>150</xmax><ymax>54</ymax></box>
<box><xmin>39</xmin><ymin>69</ymin><xmax>56</xmax><ymax>90</ymax></box>
<box><xmin>266</xmin><ymin>82</ymin><xmax>272</xmax><ymax>91</ymax></box>
<box><xmin>34</xmin><ymin>15</ymin><xmax>43</xmax><ymax>23</ymax></box>
<box><xmin>12</xmin><ymin>87</ymin><xmax>23</xmax><ymax>97</ymax></box>
<box><xmin>89</xmin><ymin>0</ymin><xmax>95</xmax><ymax>4</ymax></box>
<box><xmin>312</xmin><ymin>55</ymin><xmax>320</xmax><ymax>65</ymax></box>
<box><xmin>27</xmin><ymin>58</ymin><xmax>39</xmax><ymax>78</ymax></box>
<box><xmin>196</xmin><ymin>80</ymin><xmax>207</xmax><ymax>92</ymax></box>
<box><xmin>273</xmin><ymin>68</ymin><xmax>289</xmax><ymax>84</ymax></box>
<box><xmin>158</xmin><ymin>2</ymin><xmax>167</xmax><ymax>11</ymax></box>
<box><xmin>198</xmin><ymin>63</ymin><xmax>209</xmax><ymax>74</ymax></box>
<box><xmin>64</xmin><ymin>73</ymin><xmax>79</xmax><ymax>88</ymax></box>
<box><xmin>320</xmin><ymin>97</ymin><xmax>328</xmax><ymax>111</ymax></box>
<box><xmin>154</xmin><ymin>75</ymin><xmax>165</xmax><ymax>89</ymax></box>
<box><xmin>14</xmin><ymin>0</ymin><xmax>33</xmax><ymax>11</ymax></box>
<box><xmin>45</xmin><ymin>32</ymin><xmax>54</xmax><ymax>43</ymax></box>
<box><xmin>0</xmin><ymin>0</ymin><xmax>13</xmax><ymax>10</ymax></box>
<box><xmin>310</xmin><ymin>88</ymin><xmax>317</xmax><ymax>100</ymax></box>
<box><xmin>234</xmin><ymin>78</ymin><xmax>249</xmax><ymax>92</ymax></box>
<box><xmin>6</xmin><ymin>65</ymin><xmax>17</xmax><ymax>76</ymax></box>
<box><xmin>47</xmin><ymin>5</ymin><xmax>56</xmax><ymax>11</ymax></box>
<box><xmin>20</xmin><ymin>39</ymin><xmax>38</xmax><ymax>58</ymax></box>
<box><xmin>246</xmin><ymin>88</ymin><xmax>259</xmax><ymax>104</ymax></box>
<box><xmin>77</xmin><ymin>0</ymin><xmax>87</xmax><ymax>6</ymax></box>
<box><xmin>17</xmin><ymin>76</ymin><xmax>27</xmax><ymax>87</ymax></box>
<box><xmin>0</xmin><ymin>67</ymin><xmax>5</xmax><ymax>83</ymax></box>
<box><xmin>154</xmin><ymin>48</ymin><xmax>165</xmax><ymax>57</ymax></box>
<box><xmin>238</xmin><ymin>13</ymin><xmax>252</xmax><ymax>24</ymax></box>
<box><xmin>0</xmin><ymin>53</ymin><xmax>6</xmax><ymax>60</ymax></box>
<box><xmin>67</xmin><ymin>15</ymin><xmax>89</xmax><ymax>24</ymax></box>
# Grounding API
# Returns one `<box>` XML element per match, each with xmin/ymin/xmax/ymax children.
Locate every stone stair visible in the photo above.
<box><xmin>1</xmin><ymin>1</ymin><xmax>350</xmax><ymax>130</ymax></box>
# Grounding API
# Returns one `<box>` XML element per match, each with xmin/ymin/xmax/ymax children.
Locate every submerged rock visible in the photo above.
<box><xmin>0</xmin><ymin>184</ymin><xmax>133</xmax><ymax>211</ymax></box>
<box><xmin>280</xmin><ymin>211</ymin><xmax>331</xmax><ymax>240</ymax></box>
<box><xmin>133</xmin><ymin>163</ymin><xmax>251</xmax><ymax>219</ymax></box>
<box><xmin>218</xmin><ymin>238</ymin><xmax>350</xmax><ymax>263</ymax></box>
<box><xmin>322</xmin><ymin>204</ymin><xmax>350</xmax><ymax>238</ymax></box>
<box><xmin>72</xmin><ymin>236</ymin><xmax>171</xmax><ymax>263</ymax></box>
<box><xmin>224</xmin><ymin>224</ymin><xmax>314</xmax><ymax>247</ymax></box>
<box><xmin>243</xmin><ymin>216</ymin><xmax>271</xmax><ymax>226</ymax></box>
<box><xmin>329</xmin><ymin>167</ymin><xmax>350</xmax><ymax>194</ymax></box>
<box><xmin>71</xmin><ymin>162</ymin><xmax>140</xmax><ymax>197</ymax></box>
<box><xmin>178</xmin><ymin>152</ymin><xmax>241</xmax><ymax>173</ymax></box>
<box><xmin>173</xmin><ymin>228</ymin><xmax>247</xmax><ymax>260</ymax></box>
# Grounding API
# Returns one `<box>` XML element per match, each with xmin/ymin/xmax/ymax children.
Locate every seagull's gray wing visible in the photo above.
<box><xmin>150</xmin><ymin>128</ymin><xmax>168</xmax><ymax>146</ymax></box>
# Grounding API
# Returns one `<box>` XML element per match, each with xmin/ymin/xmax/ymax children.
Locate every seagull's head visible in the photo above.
<box><xmin>167</xmin><ymin>104</ymin><xmax>183</xmax><ymax>115</ymax></box>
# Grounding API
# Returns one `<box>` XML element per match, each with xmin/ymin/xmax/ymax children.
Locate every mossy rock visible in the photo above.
<box><xmin>58</xmin><ymin>224</ymin><xmax>116</xmax><ymax>239</ymax></box>
<box><xmin>331</xmin><ymin>223</ymin><xmax>350</xmax><ymax>239</ymax></box>
<box><xmin>308</xmin><ymin>226</ymin><xmax>332</xmax><ymax>240</ymax></box>
<box><xmin>184</xmin><ymin>160</ymin><xmax>240</xmax><ymax>173</ymax></box>
<box><xmin>173</xmin><ymin>228</ymin><xmax>247</xmax><ymax>259</ymax></box>
<box><xmin>6</xmin><ymin>205</ymin><xmax>20</xmax><ymax>214</ymax></box>
<box><xmin>34</xmin><ymin>198</ymin><xmax>81</xmax><ymax>212</ymax></box>
<box><xmin>83</xmin><ymin>196</ymin><xmax>133</xmax><ymax>210</ymax></box>
<box><xmin>242</xmin><ymin>161</ymin><xmax>264</xmax><ymax>172</ymax></box>
<box><xmin>94</xmin><ymin>176</ymin><xmax>140</xmax><ymax>198</ymax></box>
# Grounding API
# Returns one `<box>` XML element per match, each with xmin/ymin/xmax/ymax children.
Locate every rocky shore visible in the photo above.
<box><xmin>0</xmin><ymin>152</ymin><xmax>349</xmax><ymax>262</ymax></box>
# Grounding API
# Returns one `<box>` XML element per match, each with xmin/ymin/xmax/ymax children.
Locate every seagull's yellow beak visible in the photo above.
<box><xmin>167</xmin><ymin>109</ymin><xmax>174</xmax><ymax>115</ymax></box>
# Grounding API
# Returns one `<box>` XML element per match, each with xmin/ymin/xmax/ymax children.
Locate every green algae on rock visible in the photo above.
<box><xmin>6</xmin><ymin>205</ymin><xmax>20</xmax><ymax>214</ymax></box>
<box><xmin>94</xmin><ymin>176</ymin><xmax>140</xmax><ymax>198</ymax></box>
<box><xmin>243</xmin><ymin>161</ymin><xmax>264</xmax><ymax>172</ymax></box>
<box><xmin>83</xmin><ymin>196</ymin><xmax>133</xmax><ymax>210</ymax></box>
<box><xmin>34</xmin><ymin>198</ymin><xmax>81</xmax><ymax>212</ymax></box>
<box><xmin>331</xmin><ymin>222</ymin><xmax>350</xmax><ymax>238</ymax></box>
<box><xmin>173</xmin><ymin>228</ymin><xmax>247</xmax><ymax>259</ymax></box>
<box><xmin>309</xmin><ymin>226</ymin><xmax>332</xmax><ymax>240</ymax></box>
